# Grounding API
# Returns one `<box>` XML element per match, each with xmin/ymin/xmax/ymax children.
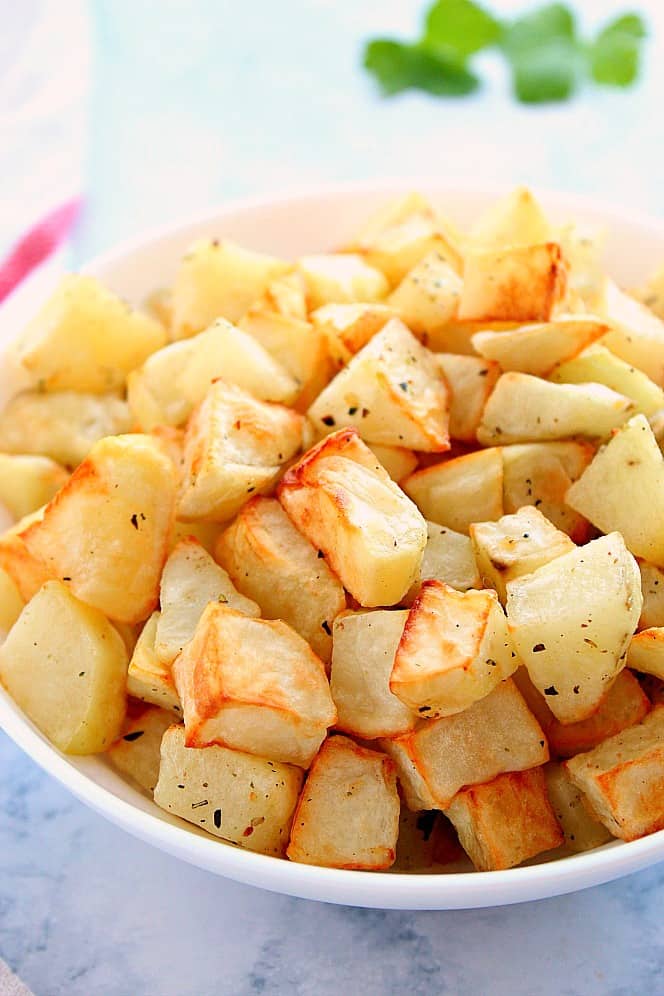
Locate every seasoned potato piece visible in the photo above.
<box><xmin>381</xmin><ymin>679</ymin><xmax>548</xmax><ymax>809</ymax></box>
<box><xmin>403</xmin><ymin>448</ymin><xmax>503</xmax><ymax>535</ymax></box>
<box><xmin>155</xmin><ymin>538</ymin><xmax>259</xmax><ymax>665</ymax></box>
<box><xmin>178</xmin><ymin>380</ymin><xmax>305</xmax><ymax>523</ymax></box>
<box><xmin>390</xmin><ymin>581</ymin><xmax>518</xmax><ymax>718</ymax></box>
<box><xmin>155</xmin><ymin>725</ymin><xmax>303</xmax><ymax>855</ymax></box>
<box><xmin>558</xmin><ymin>221</ymin><xmax>607</xmax><ymax>313</ymax></box>
<box><xmin>551</xmin><ymin>343</ymin><xmax>664</xmax><ymax>417</ymax></box>
<box><xmin>286</xmin><ymin>735</ymin><xmax>400</xmax><ymax>869</ymax></box>
<box><xmin>330</xmin><ymin>610</ymin><xmax>415</xmax><ymax>738</ymax></box>
<box><xmin>215</xmin><ymin>497</ymin><xmax>346</xmax><ymax>663</ymax></box>
<box><xmin>0</xmin><ymin>581</ymin><xmax>127</xmax><ymax>753</ymax></box>
<box><xmin>0</xmin><ymin>390</ymin><xmax>131</xmax><ymax>467</ymax></box>
<box><xmin>108</xmin><ymin>706</ymin><xmax>176</xmax><ymax>793</ymax></box>
<box><xmin>472</xmin><ymin>317</ymin><xmax>607</xmax><ymax>377</ymax></box>
<box><xmin>171</xmin><ymin>239</ymin><xmax>290</xmax><ymax>337</ymax></box>
<box><xmin>567</xmin><ymin>415</ymin><xmax>664</xmax><ymax>567</ymax></box>
<box><xmin>602</xmin><ymin>280</ymin><xmax>664</xmax><ymax>387</ymax></box>
<box><xmin>477</xmin><ymin>372</ymin><xmax>634</xmax><ymax>446</ymax></box>
<box><xmin>127</xmin><ymin>612</ymin><xmax>182</xmax><ymax>715</ymax></box>
<box><xmin>14</xmin><ymin>274</ymin><xmax>166</xmax><ymax>393</ymax></box>
<box><xmin>425</xmin><ymin>319</ymin><xmax>517</xmax><ymax>355</ymax></box>
<box><xmin>173</xmin><ymin>604</ymin><xmax>336</xmax><ymax>766</ymax></box>
<box><xmin>248</xmin><ymin>269</ymin><xmax>308</xmax><ymax>321</ymax></box>
<box><xmin>0</xmin><ymin>517</ymin><xmax>53</xmax><ymax>601</ymax></box>
<box><xmin>387</xmin><ymin>251</ymin><xmax>462</xmax><ymax>338</ymax></box>
<box><xmin>312</xmin><ymin>303</ymin><xmax>396</xmax><ymax>366</ymax></box>
<box><xmin>506</xmin><ymin>533</ymin><xmax>642</xmax><ymax>724</ymax></box>
<box><xmin>639</xmin><ymin>561</ymin><xmax>664</xmax><ymax>629</ymax></box>
<box><xmin>23</xmin><ymin>434</ymin><xmax>176</xmax><ymax>624</ymax></box>
<box><xmin>404</xmin><ymin>521</ymin><xmax>481</xmax><ymax>605</ymax></box>
<box><xmin>0</xmin><ymin>454</ymin><xmax>68</xmax><ymax>520</ymax></box>
<box><xmin>170</xmin><ymin>520</ymin><xmax>220</xmax><ymax>555</ymax></box>
<box><xmin>445</xmin><ymin>768</ymin><xmax>563</xmax><ymax>871</ymax></box>
<box><xmin>565</xmin><ymin>705</ymin><xmax>664</xmax><ymax>841</ymax></box>
<box><xmin>0</xmin><ymin>566</ymin><xmax>23</xmax><ymax>639</ymax></box>
<box><xmin>459</xmin><ymin>243</ymin><xmax>567</xmax><ymax>323</ymax></box>
<box><xmin>628</xmin><ymin>628</ymin><xmax>664</xmax><ymax>680</ymax></box>
<box><xmin>470</xmin><ymin>187</ymin><xmax>551</xmax><ymax>250</ymax></box>
<box><xmin>435</xmin><ymin>354</ymin><xmax>500</xmax><ymax>442</ymax></box>
<box><xmin>297</xmin><ymin>254</ymin><xmax>389</xmax><ymax>310</ymax></box>
<box><xmin>368</xmin><ymin>444</ymin><xmax>418</xmax><ymax>482</ymax></box>
<box><xmin>470</xmin><ymin>506</ymin><xmax>574</xmax><ymax>602</ymax></box>
<box><xmin>308</xmin><ymin>319</ymin><xmax>450</xmax><ymax>452</ymax></box>
<box><xmin>544</xmin><ymin>762</ymin><xmax>613</xmax><ymax>852</ymax></box>
<box><xmin>278</xmin><ymin>428</ymin><xmax>426</xmax><ymax>607</ymax></box>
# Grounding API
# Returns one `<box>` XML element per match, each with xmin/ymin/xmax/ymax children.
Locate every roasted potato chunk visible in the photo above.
<box><xmin>0</xmin><ymin>513</ymin><xmax>53</xmax><ymax>601</ymax></box>
<box><xmin>286</xmin><ymin>735</ymin><xmax>400</xmax><ymax>869</ymax></box>
<box><xmin>639</xmin><ymin>561</ymin><xmax>664</xmax><ymax>629</ymax></box>
<box><xmin>0</xmin><ymin>566</ymin><xmax>24</xmax><ymax>639</ymax></box>
<box><xmin>459</xmin><ymin>243</ymin><xmax>567</xmax><ymax>323</ymax></box>
<box><xmin>108</xmin><ymin>706</ymin><xmax>176</xmax><ymax>793</ymax></box>
<box><xmin>403</xmin><ymin>448</ymin><xmax>503</xmax><ymax>535</ymax></box>
<box><xmin>311</xmin><ymin>302</ymin><xmax>395</xmax><ymax>366</ymax></box>
<box><xmin>544</xmin><ymin>762</ymin><xmax>613</xmax><ymax>852</ymax></box>
<box><xmin>435</xmin><ymin>354</ymin><xmax>500</xmax><ymax>443</ymax></box>
<box><xmin>368</xmin><ymin>444</ymin><xmax>418</xmax><ymax>482</ymax></box>
<box><xmin>127</xmin><ymin>612</ymin><xmax>182</xmax><ymax>715</ymax></box>
<box><xmin>628</xmin><ymin>628</ymin><xmax>664</xmax><ymax>680</ymax></box>
<box><xmin>0</xmin><ymin>454</ymin><xmax>68</xmax><ymax>520</ymax></box>
<box><xmin>404</xmin><ymin>521</ymin><xmax>481</xmax><ymax>605</ymax></box>
<box><xmin>387</xmin><ymin>250</ymin><xmax>462</xmax><ymax>339</ymax></box>
<box><xmin>558</xmin><ymin>221</ymin><xmax>607</xmax><ymax>313</ymax></box>
<box><xmin>551</xmin><ymin>343</ymin><xmax>664</xmax><ymax>417</ymax></box>
<box><xmin>470</xmin><ymin>187</ymin><xmax>551</xmax><ymax>250</ymax></box>
<box><xmin>472</xmin><ymin>316</ymin><xmax>607</xmax><ymax>377</ymax></box>
<box><xmin>602</xmin><ymin>280</ymin><xmax>664</xmax><ymax>387</ymax></box>
<box><xmin>297</xmin><ymin>254</ymin><xmax>389</xmax><ymax>309</ymax></box>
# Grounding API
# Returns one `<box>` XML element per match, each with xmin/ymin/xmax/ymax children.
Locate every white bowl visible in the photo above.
<box><xmin>2</xmin><ymin>181</ymin><xmax>664</xmax><ymax>910</ymax></box>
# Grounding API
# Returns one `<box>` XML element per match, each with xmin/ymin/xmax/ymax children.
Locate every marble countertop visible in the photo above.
<box><xmin>2</xmin><ymin>2</ymin><xmax>664</xmax><ymax>993</ymax></box>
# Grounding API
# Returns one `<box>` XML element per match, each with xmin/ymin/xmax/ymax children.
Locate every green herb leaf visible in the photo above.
<box><xmin>363</xmin><ymin>38</ymin><xmax>480</xmax><ymax>97</ymax></box>
<box><xmin>597</xmin><ymin>12</ymin><xmax>647</xmax><ymax>41</ymax></box>
<box><xmin>510</xmin><ymin>37</ymin><xmax>580</xmax><ymax>103</ymax></box>
<box><xmin>502</xmin><ymin>3</ymin><xmax>576</xmax><ymax>58</ymax></box>
<box><xmin>424</xmin><ymin>0</ymin><xmax>502</xmax><ymax>60</ymax></box>
<box><xmin>589</xmin><ymin>13</ymin><xmax>647</xmax><ymax>87</ymax></box>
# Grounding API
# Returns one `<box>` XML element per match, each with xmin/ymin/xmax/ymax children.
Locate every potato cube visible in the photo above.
<box><xmin>390</xmin><ymin>581</ymin><xmax>518</xmax><ymax>718</ymax></box>
<box><xmin>0</xmin><ymin>566</ymin><xmax>24</xmax><ymax>639</ymax></box>
<box><xmin>403</xmin><ymin>448</ymin><xmax>503</xmax><ymax>535</ymax></box>
<box><xmin>286</xmin><ymin>735</ymin><xmax>400</xmax><ymax>869</ymax></box>
<box><xmin>297</xmin><ymin>254</ymin><xmax>389</xmax><ymax>310</ymax></box>
<box><xmin>544</xmin><ymin>762</ymin><xmax>613</xmax><ymax>852</ymax></box>
<box><xmin>551</xmin><ymin>343</ymin><xmax>664</xmax><ymax>417</ymax></box>
<box><xmin>459</xmin><ymin>243</ymin><xmax>568</xmax><ymax>323</ymax></box>
<box><xmin>387</xmin><ymin>250</ymin><xmax>462</xmax><ymax>339</ymax></box>
<box><xmin>639</xmin><ymin>561</ymin><xmax>664</xmax><ymax>629</ymax></box>
<box><xmin>154</xmin><ymin>724</ymin><xmax>303</xmax><ymax>855</ymax></box>
<box><xmin>567</xmin><ymin>415</ymin><xmax>664</xmax><ymax>567</ymax></box>
<box><xmin>506</xmin><ymin>533</ymin><xmax>642</xmax><ymax>724</ymax></box>
<box><xmin>477</xmin><ymin>372</ymin><xmax>634</xmax><ymax>446</ymax></box>
<box><xmin>251</xmin><ymin>269</ymin><xmax>308</xmax><ymax>321</ymax></box>
<box><xmin>308</xmin><ymin>319</ymin><xmax>450</xmax><ymax>452</ymax></box>
<box><xmin>565</xmin><ymin>705</ymin><xmax>664</xmax><ymax>840</ymax></box>
<box><xmin>178</xmin><ymin>380</ymin><xmax>305</xmax><ymax>523</ymax></box>
<box><xmin>445</xmin><ymin>768</ymin><xmax>563</xmax><ymax>871</ymax></box>
<box><xmin>368</xmin><ymin>444</ymin><xmax>418</xmax><ymax>482</ymax></box>
<box><xmin>0</xmin><ymin>455</ymin><xmax>68</xmax><ymax>520</ymax></box>
<box><xmin>173</xmin><ymin>604</ymin><xmax>336</xmax><ymax>766</ymax></box>
<box><xmin>108</xmin><ymin>706</ymin><xmax>176</xmax><ymax>793</ymax></box>
<box><xmin>404</xmin><ymin>521</ymin><xmax>481</xmax><ymax>605</ymax></box>
<box><xmin>127</xmin><ymin>612</ymin><xmax>182</xmax><ymax>715</ymax></box>
<box><xmin>0</xmin><ymin>520</ymin><xmax>53</xmax><ymax>601</ymax></box>
<box><xmin>171</xmin><ymin>520</ymin><xmax>220</xmax><ymax>556</ymax></box>
<box><xmin>0</xmin><ymin>391</ymin><xmax>131</xmax><ymax>467</ymax></box>
<box><xmin>215</xmin><ymin>497</ymin><xmax>346</xmax><ymax>663</ymax></box>
<box><xmin>155</xmin><ymin>538</ymin><xmax>259</xmax><ymax>665</ymax></box>
<box><xmin>469</xmin><ymin>187</ymin><xmax>551</xmax><ymax>250</ymax></box>
<box><xmin>14</xmin><ymin>274</ymin><xmax>166</xmax><ymax>392</ymax></box>
<box><xmin>470</xmin><ymin>505</ymin><xmax>574</xmax><ymax>602</ymax></box>
<box><xmin>312</xmin><ymin>303</ymin><xmax>396</xmax><ymax>366</ymax></box>
<box><xmin>0</xmin><ymin>581</ymin><xmax>127</xmax><ymax>753</ymax></box>
<box><xmin>435</xmin><ymin>354</ymin><xmax>500</xmax><ymax>442</ymax></box>
<box><xmin>628</xmin><ymin>628</ymin><xmax>664</xmax><ymax>680</ymax></box>
<box><xmin>558</xmin><ymin>221</ymin><xmax>607</xmax><ymax>313</ymax></box>
<box><xmin>602</xmin><ymin>280</ymin><xmax>664</xmax><ymax>387</ymax></box>
<box><xmin>330</xmin><ymin>610</ymin><xmax>415</xmax><ymax>738</ymax></box>
<box><xmin>278</xmin><ymin>428</ymin><xmax>426</xmax><ymax>607</ymax></box>
<box><xmin>472</xmin><ymin>316</ymin><xmax>607</xmax><ymax>377</ymax></box>
<box><xmin>23</xmin><ymin>434</ymin><xmax>176</xmax><ymax>624</ymax></box>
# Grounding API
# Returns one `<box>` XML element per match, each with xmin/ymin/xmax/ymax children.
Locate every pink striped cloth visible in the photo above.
<box><xmin>0</xmin><ymin>198</ymin><xmax>81</xmax><ymax>305</ymax></box>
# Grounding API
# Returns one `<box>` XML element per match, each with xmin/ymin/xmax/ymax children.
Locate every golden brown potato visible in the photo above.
<box><xmin>435</xmin><ymin>354</ymin><xmax>500</xmax><ymax>442</ymax></box>
<box><xmin>404</xmin><ymin>521</ymin><xmax>481</xmax><ymax>605</ymax></box>
<box><xmin>0</xmin><ymin>566</ymin><xmax>24</xmax><ymax>640</ymax></box>
<box><xmin>107</xmin><ymin>706</ymin><xmax>176</xmax><ymax>793</ymax></box>
<box><xmin>154</xmin><ymin>724</ymin><xmax>303</xmax><ymax>855</ymax></box>
<box><xmin>368</xmin><ymin>444</ymin><xmax>418</xmax><ymax>482</ymax></box>
<box><xmin>0</xmin><ymin>516</ymin><xmax>53</xmax><ymax>601</ymax></box>
<box><xmin>297</xmin><ymin>254</ymin><xmax>389</xmax><ymax>310</ymax></box>
<box><xmin>310</xmin><ymin>302</ymin><xmax>396</xmax><ymax>366</ymax></box>
<box><xmin>639</xmin><ymin>561</ymin><xmax>664</xmax><ymax>629</ymax></box>
<box><xmin>445</xmin><ymin>768</ymin><xmax>563</xmax><ymax>871</ymax></box>
<box><xmin>23</xmin><ymin>434</ymin><xmax>176</xmax><ymax>624</ymax></box>
<box><xmin>628</xmin><ymin>628</ymin><xmax>664</xmax><ymax>680</ymax></box>
<box><xmin>286</xmin><ymin>735</ymin><xmax>400</xmax><ymax>869</ymax></box>
<box><xmin>459</xmin><ymin>243</ymin><xmax>568</xmax><ymax>323</ymax></box>
<box><xmin>565</xmin><ymin>705</ymin><xmax>664</xmax><ymax>841</ymax></box>
<box><xmin>602</xmin><ymin>280</ymin><xmax>664</xmax><ymax>387</ymax></box>
<box><xmin>469</xmin><ymin>187</ymin><xmax>551</xmax><ymax>250</ymax></box>
<box><xmin>215</xmin><ymin>497</ymin><xmax>346</xmax><ymax>663</ymax></box>
<box><xmin>249</xmin><ymin>269</ymin><xmax>308</xmax><ymax>321</ymax></box>
<box><xmin>278</xmin><ymin>428</ymin><xmax>426</xmax><ymax>607</ymax></box>
<box><xmin>390</xmin><ymin>581</ymin><xmax>518</xmax><ymax>718</ymax></box>
<box><xmin>544</xmin><ymin>762</ymin><xmax>613</xmax><ymax>852</ymax></box>
<box><xmin>173</xmin><ymin>604</ymin><xmax>336</xmax><ymax>766</ymax></box>
<box><xmin>472</xmin><ymin>316</ymin><xmax>607</xmax><ymax>377</ymax></box>
<box><xmin>387</xmin><ymin>250</ymin><xmax>462</xmax><ymax>339</ymax></box>
<box><xmin>0</xmin><ymin>454</ymin><xmax>68</xmax><ymax>520</ymax></box>
<box><xmin>551</xmin><ymin>343</ymin><xmax>664</xmax><ymax>417</ymax></box>
<box><xmin>126</xmin><ymin>612</ymin><xmax>182</xmax><ymax>715</ymax></box>
<box><xmin>403</xmin><ymin>448</ymin><xmax>503</xmax><ymax>535</ymax></box>
<box><xmin>0</xmin><ymin>581</ymin><xmax>127</xmax><ymax>753</ymax></box>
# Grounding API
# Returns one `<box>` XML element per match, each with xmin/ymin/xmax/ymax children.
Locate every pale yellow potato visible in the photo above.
<box><xmin>459</xmin><ymin>243</ymin><xmax>568</xmax><ymax>323</ymax></box>
<box><xmin>330</xmin><ymin>610</ymin><xmax>415</xmax><ymax>739</ymax></box>
<box><xmin>435</xmin><ymin>354</ymin><xmax>500</xmax><ymax>442</ymax></box>
<box><xmin>0</xmin><ymin>511</ymin><xmax>52</xmax><ymax>601</ymax></box>
<box><xmin>0</xmin><ymin>454</ymin><xmax>68</xmax><ymax>520</ymax></box>
<box><xmin>477</xmin><ymin>372</ymin><xmax>634</xmax><ymax>446</ymax></box>
<box><xmin>565</xmin><ymin>705</ymin><xmax>664</xmax><ymax>841</ymax></box>
<box><xmin>472</xmin><ymin>316</ymin><xmax>607</xmax><ymax>377</ymax></box>
<box><xmin>381</xmin><ymin>679</ymin><xmax>548</xmax><ymax>810</ymax></box>
<box><xmin>308</xmin><ymin>319</ymin><xmax>450</xmax><ymax>452</ymax></box>
<box><xmin>143</xmin><ymin>287</ymin><xmax>173</xmax><ymax>331</ymax></box>
<box><xmin>631</xmin><ymin>262</ymin><xmax>664</xmax><ymax>321</ymax></box>
<box><xmin>403</xmin><ymin>448</ymin><xmax>503</xmax><ymax>535</ymax></box>
<box><xmin>155</xmin><ymin>724</ymin><xmax>303</xmax><ymax>855</ymax></box>
<box><xmin>404</xmin><ymin>521</ymin><xmax>481</xmax><ymax>605</ymax></box>
<box><xmin>469</xmin><ymin>187</ymin><xmax>551</xmax><ymax>250</ymax></box>
<box><xmin>387</xmin><ymin>250</ymin><xmax>462</xmax><ymax>338</ymax></box>
<box><xmin>173</xmin><ymin>604</ymin><xmax>336</xmax><ymax>766</ymax></box>
<box><xmin>425</xmin><ymin>319</ymin><xmax>518</xmax><ymax>355</ymax></box>
<box><xmin>14</xmin><ymin>274</ymin><xmax>166</xmax><ymax>393</ymax></box>
<box><xmin>602</xmin><ymin>280</ymin><xmax>664</xmax><ymax>387</ymax></box>
<box><xmin>170</xmin><ymin>520</ymin><xmax>221</xmax><ymax>555</ymax></box>
<box><xmin>368</xmin><ymin>444</ymin><xmax>418</xmax><ymax>482</ymax></box>
<box><xmin>544</xmin><ymin>762</ymin><xmax>613</xmax><ymax>852</ymax></box>
<box><xmin>567</xmin><ymin>415</ymin><xmax>664</xmax><ymax>566</ymax></box>
<box><xmin>628</xmin><ymin>628</ymin><xmax>664</xmax><ymax>680</ymax></box>
<box><xmin>215</xmin><ymin>497</ymin><xmax>346</xmax><ymax>663</ymax></box>
<box><xmin>0</xmin><ymin>566</ymin><xmax>23</xmax><ymax>639</ymax></box>
<box><xmin>155</xmin><ymin>538</ymin><xmax>259</xmax><ymax>665</ymax></box>
<box><xmin>127</xmin><ymin>612</ymin><xmax>182</xmax><ymax>715</ymax></box>
<box><xmin>470</xmin><ymin>506</ymin><xmax>574</xmax><ymax>602</ymax></box>
<box><xmin>171</xmin><ymin>239</ymin><xmax>290</xmax><ymax>338</ymax></box>
<box><xmin>178</xmin><ymin>380</ymin><xmax>305</xmax><ymax>523</ymax></box>
<box><xmin>250</xmin><ymin>269</ymin><xmax>308</xmax><ymax>321</ymax></box>
<box><xmin>446</xmin><ymin>768</ymin><xmax>563</xmax><ymax>871</ymax></box>
<box><xmin>23</xmin><ymin>434</ymin><xmax>176</xmax><ymax>624</ymax></box>
<box><xmin>108</xmin><ymin>706</ymin><xmax>176</xmax><ymax>793</ymax></box>
<box><xmin>297</xmin><ymin>254</ymin><xmax>389</xmax><ymax>310</ymax></box>
<box><xmin>551</xmin><ymin>343</ymin><xmax>664</xmax><ymax>417</ymax></box>
<box><xmin>639</xmin><ymin>561</ymin><xmax>664</xmax><ymax>629</ymax></box>
<box><xmin>390</xmin><ymin>581</ymin><xmax>518</xmax><ymax>718</ymax></box>
<box><xmin>312</xmin><ymin>303</ymin><xmax>396</xmax><ymax>368</ymax></box>
<box><xmin>0</xmin><ymin>581</ymin><xmax>127</xmax><ymax>753</ymax></box>
<box><xmin>286</xmin><ymin>735</ymin><xmax>400</xmax><ymax>870</ymax></box>
<box><xmin>278</xmin><ymin>428</ymin><xmax>426</xmax><ymax>607</ymax></box>
<box><xmin>0</xmin><ymin>390</ymin><xmax>131</xmax><ymax>467</ymax></box>
<box><xmin>506</xmin><ymin>533</ymin><xmax>642</xmax><ymax>725</ymax></box>
<box><xmin>557</xmin><ymin>221</ymin><xmax>607</xmax><ymax>313</ymax></box>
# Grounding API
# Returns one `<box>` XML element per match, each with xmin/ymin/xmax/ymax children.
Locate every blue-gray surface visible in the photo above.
<box><xmin>3</xmin><ymin>2</ymin><xmax>664</xmax><ymax>994</ymax></box>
